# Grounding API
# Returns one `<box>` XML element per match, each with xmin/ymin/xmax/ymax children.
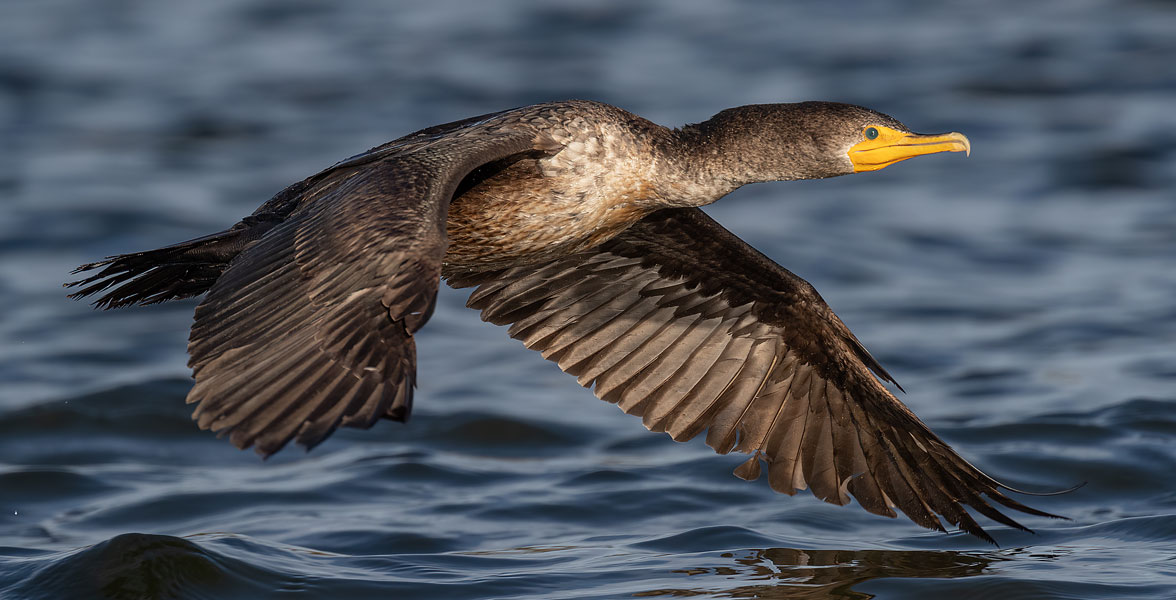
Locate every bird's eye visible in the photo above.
<box><xmin>864</xmin><ymin>127</ymin><xmax>880</xmax><ymax>140</ymax></box>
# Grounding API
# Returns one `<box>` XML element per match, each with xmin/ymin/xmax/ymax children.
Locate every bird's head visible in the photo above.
<box><xmin>691</xmin><ymin>101</ymin><xmax>970</xmax><ymax>184</ymax></box>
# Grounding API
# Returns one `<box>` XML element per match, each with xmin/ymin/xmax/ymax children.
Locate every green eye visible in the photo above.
<box><xmin>865</xmin><ymin>127</ymin><xmax>880</xmax><ymax>140</ymax></box>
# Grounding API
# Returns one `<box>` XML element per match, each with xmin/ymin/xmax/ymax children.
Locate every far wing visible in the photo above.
<box><xmin>187</xmin><ymin>120</ymin><xmax>552</xmax><ymax>456</ymax></box>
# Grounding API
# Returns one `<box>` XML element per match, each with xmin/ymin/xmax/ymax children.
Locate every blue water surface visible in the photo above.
<box><xmin>2</xmin><ymin>1</ymin><xmax>1175</xmax><ymax>598</ymax></box>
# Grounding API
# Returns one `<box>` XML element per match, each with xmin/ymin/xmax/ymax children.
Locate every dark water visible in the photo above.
<box><xmin>2</xmin><ymin>0</ymin><xmax>1175</xmax><ymax>598</ymax></box>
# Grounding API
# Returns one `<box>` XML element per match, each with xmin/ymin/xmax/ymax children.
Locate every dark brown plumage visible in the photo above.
<box><xmin>67</xmin><ymin>100</ymin><xmax>1062</xmax><ymax>543</ymax></box>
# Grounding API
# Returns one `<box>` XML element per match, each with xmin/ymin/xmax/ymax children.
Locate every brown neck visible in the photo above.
<box><xmin>652</xmin><ymin>104</ymin><xmax>859</xmax><ymax>208</ymax></box>
<box><xmin>647</xmin><ymin>126</ymin><xmax>747</xmax><ymax>208</ymax></box>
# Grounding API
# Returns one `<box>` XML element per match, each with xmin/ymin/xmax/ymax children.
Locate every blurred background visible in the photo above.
<box><xmin>1</xmin><ymin>1</ymin><xmax>1174</xmax><ymax>598</ymax></box>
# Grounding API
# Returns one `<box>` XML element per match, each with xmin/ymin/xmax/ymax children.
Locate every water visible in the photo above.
<box><xmin>2</xmin><ymin>0</ymin><xmax>1175</xmax><ymax>598</ymax></box>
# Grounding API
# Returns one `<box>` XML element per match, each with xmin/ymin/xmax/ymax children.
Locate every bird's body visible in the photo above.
<box><xmin>68</xmin><ymin>100</ymin><xmax>1062</xmax><ymax>543</ymax></box>
<box><xmin>443</xmin><ymin>104</ymin><xmax>664</xmax><ymax>268</ymax></box>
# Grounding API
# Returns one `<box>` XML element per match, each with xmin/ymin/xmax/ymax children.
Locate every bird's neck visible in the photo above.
<box><xmin>651</xmin><ymin>110</ymin><xmax>843</xmax><ymax>208</ymax></box>
<box><xmin>646</xmin><ymin>125</ymin><xmax>748</xmax><ymax>208</ymax></box>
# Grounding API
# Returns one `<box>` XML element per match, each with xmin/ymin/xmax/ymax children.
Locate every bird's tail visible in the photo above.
<box><xmin>66</xmin><ymin>228</ymin><xmax>253</xmax><ymax>309</ymax></box>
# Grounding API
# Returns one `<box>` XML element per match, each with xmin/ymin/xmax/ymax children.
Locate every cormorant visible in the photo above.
<box><xmin>68</xmin><ymin>100</ymin><xmax>1063</xmax><ymax>543</ymax></box>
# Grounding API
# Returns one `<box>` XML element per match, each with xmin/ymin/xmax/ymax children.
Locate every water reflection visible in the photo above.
<box><xmin>636</xmin><ymin>547</ymin><xmax>997</xmax><ymax>599</ymax></box>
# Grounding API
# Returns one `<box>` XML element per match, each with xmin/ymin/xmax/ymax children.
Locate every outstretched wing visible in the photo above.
<box><xmin>186</xmin><ymin>120</ymin><xmax>552</xmax><ymax>457</ymax></box>
<box><xmin>448</xmin><ymin>207</ymin><xmax>1061</xmax><ymax>543</ymax></box>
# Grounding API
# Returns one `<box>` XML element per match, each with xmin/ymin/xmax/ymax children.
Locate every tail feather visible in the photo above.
<box><xmin>67</xmin><ymin>228</ymin><xmax>255</xmax><ymax>309</ymax></box>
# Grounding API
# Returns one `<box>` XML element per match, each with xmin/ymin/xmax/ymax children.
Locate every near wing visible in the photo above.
<box><xmin>186</xmin><ymin>120</ymin><xmax>551</xmax><ymax>457</ymax></box>
<box><xmin>448</xmin><ymin>207</ymin><xmax>1062</xmax><ymax>543</ymax></box>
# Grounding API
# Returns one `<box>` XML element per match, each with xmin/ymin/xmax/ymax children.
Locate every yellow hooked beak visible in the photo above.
<box><xmin>849</xmin><ymin>126</ymin><xmax>971</xmax><ymax>172</ymax></box>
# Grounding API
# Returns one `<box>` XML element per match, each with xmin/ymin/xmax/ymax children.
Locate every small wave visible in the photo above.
<box><xmin>630</xmin><ymin>525</ymin><xmax>783</xmax><ymax>552</ymax></box>
<box><xmin>4</xmin><ymin>533</ymin><xmax>274</xmax><ymax>600</ymax></box>
<box><xmin>420</xmin><ymin>413</ymin><xmax>590</xmax><ymax>455</ymax></box>
<box><xmin>0</xmin><ymin>379</ymin><xmax>220</xmax><ymax>466</ymax></box>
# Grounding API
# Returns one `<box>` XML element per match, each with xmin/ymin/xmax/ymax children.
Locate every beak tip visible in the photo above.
<box><xmin>952</xmin><ymin>131</ymin><xmax>972</xmax><ymax>158</ymax></box>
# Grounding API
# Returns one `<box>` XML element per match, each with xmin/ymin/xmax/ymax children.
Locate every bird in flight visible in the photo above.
<box><xmin>69</xmin><ymin>100</ymin><xmax>1064</xmax><ymax>543</ymax></box>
